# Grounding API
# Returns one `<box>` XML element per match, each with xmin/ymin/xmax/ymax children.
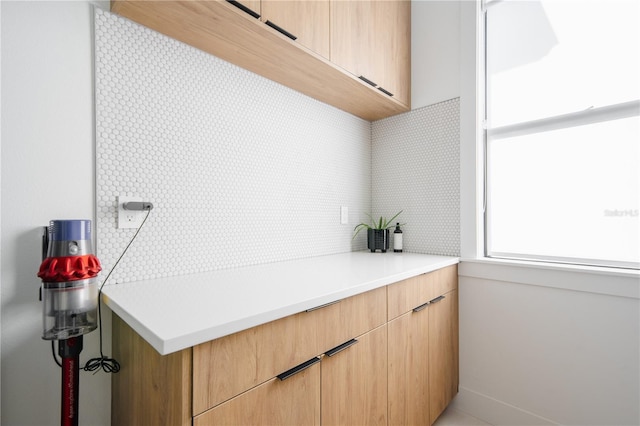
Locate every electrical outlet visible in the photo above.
<box><xmin>118</xmin><ymin>196</ymin><xmax>144</xmax><ymax>229</ymax></box>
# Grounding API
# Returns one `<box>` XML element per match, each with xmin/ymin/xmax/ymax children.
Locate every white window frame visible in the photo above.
<box><xmin>480</xmin><ymin>0</ymin><xmax>640</xmax><ymax>270</ymax></box>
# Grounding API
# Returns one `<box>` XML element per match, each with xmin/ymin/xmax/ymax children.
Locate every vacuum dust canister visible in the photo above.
<box><xmin>37</xmin><ymin>220</ymin><xmax>102</xmax><ymax>340</ymax></box>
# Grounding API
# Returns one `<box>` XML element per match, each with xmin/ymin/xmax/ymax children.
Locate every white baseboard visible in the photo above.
<box><xmin>449</xmin><ymin>386</ymin><xmax>558</xmax><ymax>426</ymax></box>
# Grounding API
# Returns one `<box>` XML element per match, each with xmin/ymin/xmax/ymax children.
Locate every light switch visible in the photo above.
<box><xmin>340</xmin><ymin>206</ymin><xmax>349</xmax><ymax>224</ymax></box>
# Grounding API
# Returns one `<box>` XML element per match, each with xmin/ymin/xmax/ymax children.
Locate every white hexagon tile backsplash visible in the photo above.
<box><xmin>94</xmin><ymin>8</ymin><xmax>371</xmax><ymax>284</ymax></box>
<box><xmin>94</xmin><ymin>8</ymin><xmax>460</xmax><ymax>285</ymax></box>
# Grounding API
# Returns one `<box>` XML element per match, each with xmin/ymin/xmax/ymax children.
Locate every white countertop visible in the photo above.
<box><xmin>101</xmin><ymin>251</ymin><xmax>459</xmax><ymax>355</ymax></box>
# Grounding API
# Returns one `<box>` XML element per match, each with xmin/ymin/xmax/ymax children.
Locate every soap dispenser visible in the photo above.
<box><xmin>393</xmin><ymin>223</ymin><xmax>403</xmax><ymax>253</ymax></box>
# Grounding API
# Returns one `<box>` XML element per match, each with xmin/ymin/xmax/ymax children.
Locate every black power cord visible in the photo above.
<box><xmin>84</xmin><ymin>208</ymin><xmax>152</xmax><ymax>374</ymax></box>
<box><xmin>49</xmin><ymin>208</ymin><xmax>152</xmax><ymax>374</ymax></box>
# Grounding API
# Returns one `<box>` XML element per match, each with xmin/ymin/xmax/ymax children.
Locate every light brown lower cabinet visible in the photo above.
<box><xmin>387</xmin><ymin>264</ymin><xmax>459</xmax><ymax>426</ymax></box>
<box><xmin>387</xmin><ymin>288</ymin><xmax>459</xmax><ymax>426</ymax></box>
<box><xmin>429</xmin><ymin>288</ymin><xmax>459</xmax><ymax>424</ymax></box>
<box><xmin>111</xmin><ymin>264</ymin><xmax>458</xmax><ymax>426</ymax></box>
<box><xmin>388</xmin><ymin>305</ymin><xmax>430</xmax><ymax>426</ymax></box>
<box><xmin>321</xmin><ymin>325</ymin><xmax>388</xmax><ymax>426</ymax></box>
<box><xmin>194</xmin><ymin>359</ymin><xmax>321</xmax><ymax>426</ymax></box>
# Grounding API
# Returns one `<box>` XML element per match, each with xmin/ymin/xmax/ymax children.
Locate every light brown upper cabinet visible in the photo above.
<box><xmin>233</xmin><ymin>0</ymin><xmax>261</xmax><ymax>16</ymax></box>
<box><xmin>110</xmin><ymin>0</ymin><xmax>410</xmax><ymax>121</ymax></box>
<box><xmin>261</xmin><ymin>0</ymin><xmax>330</xmax><ymax>59</ymax></box>
<box><xmin>331</xmin><ymin>0</ymin><xmax>411</xmax><ymax>106</ymax></box>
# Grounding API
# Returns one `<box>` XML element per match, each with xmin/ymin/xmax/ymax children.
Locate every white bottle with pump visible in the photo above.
<box><xmin>393</xmin><ymin>222</ymin><xmax>403</xmax><ymax>253</ymax></box>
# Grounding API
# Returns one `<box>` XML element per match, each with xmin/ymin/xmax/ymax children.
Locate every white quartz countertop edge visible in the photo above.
<box><xmin>102</xmin><ymin>251</ymin><xmax>459</xmax><ymax>355</ymax></box>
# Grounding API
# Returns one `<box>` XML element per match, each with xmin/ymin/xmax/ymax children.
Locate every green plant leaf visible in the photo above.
<box><xmin>383</xmin><ymin>210</ymin><xmax>403</xmax><ymax>229</ymax></box>
<box><xmin>352</xmin><ymin>210</ymin><xmax>405</xmax><ymax>238</ymax></box>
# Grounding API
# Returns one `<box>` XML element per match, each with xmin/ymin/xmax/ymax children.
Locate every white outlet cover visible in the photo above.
<box><xmin>118</xmin><ymin>196</ymin><xmax>144</xmax><ymax>229</ymax></box>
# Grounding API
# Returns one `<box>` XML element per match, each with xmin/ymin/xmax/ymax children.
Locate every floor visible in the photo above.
<box><xmin>433</xmin><ymin>406</ymin><xmax>493</xmax><ymax>426</ymax></box>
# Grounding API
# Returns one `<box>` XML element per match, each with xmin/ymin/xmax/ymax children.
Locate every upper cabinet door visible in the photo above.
<box><xmin>330</xmin><ymin>0</ymin><xmax>410</xmax><ymax>106</ymax></box>
<box><xmin>261</xmin><ymin>0</ymin><xmax>330</xmax><ymax>59</ymax></box>
<box><xmin>236</xmin><ymin>0</ymin><xmax>261</xmax><ymax>16</ymax></box>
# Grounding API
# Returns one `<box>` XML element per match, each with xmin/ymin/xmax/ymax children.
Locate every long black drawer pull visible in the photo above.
<box><xmin>226</xmin><ymin>0</ymin><xmax>260</xmax><ymax>19</ymax></box>
<box><xmin>325</xmin><ymin>339</ymin><xmax>359</xmax><ymax>357</ymax></box>
<box><xmin>358</xmin><ymin>76</ymin><xmax>377</xmax><ymax>87</ymax></box>
<box><xmin>306</xmin><ymin>299</ymin><xmax>341</xmax><ymax>312</ymax></box>
<box><xmin>265</xmin><ymin>20</ymin><xmax>297</xmax><ymax>40</ymax></box>
<box><xmin>412</xmin><ymin>301</ymin><xmax>429</xmax><ymax>312</ymax></box>
<box><xmin>429</xmin><ymin>295</ymin><xmax>446</xmax><ymax>304</ymax></box>
<box><xmin>377</xmin><ymin>87</ymin><xmax>394</xmax><ymax>97</ymax></box>
<box><xmin>277</xmin><ymin>357</ymin><xmax>321</xmax><ymax>381</ymax></box>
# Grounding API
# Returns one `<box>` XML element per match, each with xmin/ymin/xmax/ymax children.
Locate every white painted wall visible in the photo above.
<box><xmin>455</xmin><ymin>262</ymin><xmax>640</xmax><ymax>425</ymax></box>
<box><xmin>412</xmin><ymin>0</ymin><xmax>461</xmax><ymax>109</ymax></box>
<box><xmin>1</xmin><ymin>2</ymin><xmax>110</xmax><ymax>424</ymax></box>
<box><xmin>455</xmin><ymin>1</ymin><xmax>640</xmax><ymax>425</ymax></box>
<box><xmin>2</xmin><ymin>1</ymin><xmax>638</xmax><ymax>425</ymax></box>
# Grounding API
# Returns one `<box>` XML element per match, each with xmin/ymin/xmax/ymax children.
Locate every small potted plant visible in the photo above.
<box><xmin>353</xmin><ymin>211</ymin><xmax>403</xmax><ymax>253</ymax></box>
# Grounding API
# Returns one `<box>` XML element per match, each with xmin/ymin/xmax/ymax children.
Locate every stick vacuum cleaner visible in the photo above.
<box><xmin>38</xmin><ymin>220</ymin><xmax>102</xmax><ymax>426</ymax></box>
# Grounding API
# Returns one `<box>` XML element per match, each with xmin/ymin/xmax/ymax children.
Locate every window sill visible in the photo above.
<box><xmin>459</xmin><ymin>257</ymin><xmax>640</xmax><ymax>299</ymax></box>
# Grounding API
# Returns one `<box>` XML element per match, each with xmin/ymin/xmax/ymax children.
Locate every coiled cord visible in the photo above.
<box><xmin>50</xmin><ymin>208</ymin><xmax>151</xmax><ymax>374</ymax></box>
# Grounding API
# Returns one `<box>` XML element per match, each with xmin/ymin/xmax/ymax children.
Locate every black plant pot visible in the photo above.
<box><xmin>367</xmin><ymin>229</ymin><xmax>389</xmax><ymax>253</ymax></box>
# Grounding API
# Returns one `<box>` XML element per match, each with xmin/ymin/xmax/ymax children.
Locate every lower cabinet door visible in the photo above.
<box><xmin>388</xmin><ymin>308</ymin><xmax>430</xmax><ymax>426</ymax></box>
<box><xmin>193</xmin><ymin>361</ymin><xmax>320</xmax><ymax>426</ymax></box>
<box><xmin>429</xmin><ymin>289</ymin><xmax>459</xmax><ymax>424</ymax></box>
<box><xmin>321</xmin><ymin>325</ymin><xmax>388</xmax><ymax>426</ymax></box>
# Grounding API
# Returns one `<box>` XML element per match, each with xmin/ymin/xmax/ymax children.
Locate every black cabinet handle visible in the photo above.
<box><xmin>429</xmin><ymin>295</ymin><xmax>446</xmax><ymax>304</ymax></box>
<box><xmin>306</xmin><ymin>299</ymin><xmax>341</xmax><ymax>312</ymax></box>
<box><xmin>358</xmin><ymin>76</ymin><xmax>377</xmax><ymax>87</ymax></box>
<box><xmin>325</xmin><ymin>339</ymin><xmax>358</xmax><ymax>357</ymax></box>
<box><xmin>277</xmin><ymin>357</ymin><xmax>321</xmax><ymax>381</ymax></box>
<box><xmin>226</xmin><ymin>0</ymin><xmax>260</xmax><ymax>19</ymax></box>
<box><xmin>377</xmin><ymin>87</ymin><xmax>394</xmax><ymax>97</ymax></box>
<box><xmin>265</xmin><ymin>20</ymin><xmax>297</xmax><ymax>41</ymax></box>
<box><xmin>412</xmin><ymin>301</ymin><xmax>429</xmax><ymax>312</ymax></box>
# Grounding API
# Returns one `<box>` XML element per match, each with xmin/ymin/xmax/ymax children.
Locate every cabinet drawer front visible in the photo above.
<box><xmin>193</xmin><ymin>361</ymin><xmax>320</xmax><ymax>426</ymax></box>
<box><xmin>387</xmin><ymin>264</ymin><xmax>458</xmax><ymax>320</ymax></box>
<box><xmin>256</xmin><ymin>286</ymin><xmax>387</xmax><ymax>394</ymax></box>
<box><xmin>192</xmin><ymin>326</ymin><xmax>257</xmax><ymax>415</ymax></box>
<box><xmin>193</xmin><ymin>286</ymin><xmax>386</xmax><ymax>414</ymax></box>
<box><xmin>316</xmin><ymin>285</ymin><xmax>387</xmax><ymax>352</ymax></box>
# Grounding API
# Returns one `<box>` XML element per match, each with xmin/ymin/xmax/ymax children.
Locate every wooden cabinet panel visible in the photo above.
<box><xmin>429</xmin><ymin>289</ymin><xmax>459</xmax><ymax>424</ymax></box>
<box><xmin>321</xmin><ymin>325</ymin><xmax>388</xmax><ymax>426</ymax></box>
<box><xmin>330</xmin><ymin>0</ymin><xmax>373</xmax><ymax>82</ymax></box>
<box><xmin>193</xmin><ymin>286</ymin><xmax>386</xmax><ymax>414</ymax></box>
<box><xmin>111</xmin><ymin>265</ymin><xmax>457</xmax><ymax>426</ymax></box>
<box><xmin>112</xmin><ymin>316</ymin><xmax>192</xmax><ymax>426</ymax></box>
<box><xmin>388</xmin><ymin>264</ymin><xmax>458</xmax><ymax>320</ymax></box>
<box><xmin>261</xmin><ymin>0</ymin><xmax>330</xmax><ymax>59</ymax></box>
<box><xmin>429</xmin><ymin>265</ymin><xmax>458</xmax><ymax>302</ymax></box>
<box><xmin>319</xmin><ymin>286</ymin><xmax>387</xmax><ymax>351</ymax></box>
<box><xmin>255</xmin><ymin>308</ymin><xmax>322</xmax><ymax>386</ymax></box>
<box><xmin>233</xmin><ymin>0</ymin><xmax>261</xmax><ymax>16</ymax></box>
<box><xmin>388</xmin><ymin>309</ymin><xmax>430</xmax><ymax>426</ymax></box>
<box><xmin>330</xmin><ymin>0</ymin><xmax>410</xmax><ymax>106</ymax></box>
<box><xmin>193</xmin><ymin>361</ymin><xmax>320</xmax><ymax>426</ymax></box>
<box><xmin>371</xmin><ymin>0</ymin><xmax>410</xmax><ymax>106</ymax></box>
<box><xmin>257</xmin><ymin>286</ymin><xmax>386</xmax><ymax>381</ymax></box>
<box><xmin>192</xmin><ymin>326</ymin><xmax>257</xmax><ymax>415</ymax></box>
<box><xmin>111</xmin><ymin>0</ymin><xmax>409</xmax><ymax>121</ymax></box>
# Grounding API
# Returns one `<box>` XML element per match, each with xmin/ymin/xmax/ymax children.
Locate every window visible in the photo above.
<box><xmin>484</xmin><ymin>0</ymin><xmax>640</xmax><ymax>269</ymax></box>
